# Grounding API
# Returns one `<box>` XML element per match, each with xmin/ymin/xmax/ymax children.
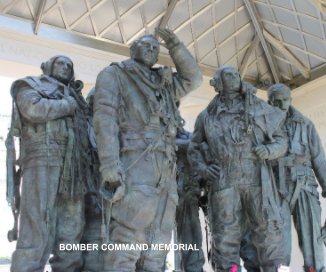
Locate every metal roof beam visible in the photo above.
<box><xmin>43</xmin><ymin>1</ymin><xmax>58</xmax><ymax>17</ymax></box>
<box><xmin>285</xmin><ymin>63</ymin><xmax>326</xmax><ymax>88</ymax></box>
<box><xmin>34</xmin><ymin>0</ymin><xmax>47</xmax><ymax>34</ymax></box>
<box><xmin>210</xmin><ymin>0</ymin><xmax>221</xmax><ymax>67</ymax></box>
<box><xmin>156</xmin><ymin>0</ymin><xmax>179</xmax><ymax>31</ymax></box>
<box><xmin>69</xmin><ymin>0</ymin><xmax>107</xmax><ymax>30</ymax></box>
<box><xmin>243</xmin><ymin>0</ymin><xmax>280</xmax><ymax>82</ymax></box>
<box><xmin>0</xmin><ymin>15</ymin><xmax>216</xmax><ymax>77</ymax></box>
<box><xmin>240</xmin><ymin>35</ymin><xmax>260</xmax><ymax>76</ymax></box>
<box><xmin>186</xmin><ymin>6</ymin><xmax>246</xmax><ymax>49</ymax></box>
<box><xmin>199</xmin><ymin>23</ymin><xmax>251</xmax><ymax>63</ymax></box>
<box><xmin>263</xmin><ymin>30</ymin><xmax>310</xmax><ymax>79</ymax></box>
<box><xmin>2</xmin><ymin>0</ymin><xmax>20</xmax><ymax>13</ymax></box>
<box><xmin>112</xmin><ymin>0</ymin><xmax>127</xmax><ymax>43</ymax></box>
<box><xmin>139</xmin><ymin>4</ymin><xmax>149</xmax><ymax>34</ymax></box>
<box><xmin>128</xmin><ymin>0</ymin><xmax>181</xmax><ymax>43</ymax></box>
<box><xmin>85</xmin><ymin>0</ymin><xmax>99</xmax><ymax>36</ymax></box>
<box><xmin>187</xmin><ymin>0</ymin><xmax>199</xmax><ymax>60</ymax></box>
<box><xmin>99</xmin><ymin>0</ymin><xmax>146</xmax><ymax>38</ymax></box>
<box><xmin>310</xmin><ymin>0</ymin><xmax>326</xmax><ymax>14</ymax></box>
<box><xmin>127</xmin><ymin>11</ymin><xmax>165</xmax><ymax>44</ymax></box>
<box><xmin>174</xmin><ymin>1</ymin><xmax>214</xmax><ymax>33</ymax></box>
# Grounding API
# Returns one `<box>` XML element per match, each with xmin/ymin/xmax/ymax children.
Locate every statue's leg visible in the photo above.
<box><xmin>240</xmin><ymin>228</ymin><xmax>259</xmax><ymax>272</ymax></box>
<box><xmin>102</xmin><ymin>150</ymin><xmax>164</xmax><ymax>272</ymax></box>
<box><xmin>208</xmin><ymin>186</ymin><xmax>242</xmax><ymax>270</ymax></box>
<box><xmin>101</xmin><ymin>218</ymin><xmax>146</xmax><ymax>272</ymax></box>
<box><xmin>81</xmin><ymin>194</ymin><xmax>103</xmax><ymax>272</ymax></box>
<box><xmin>176</xmin><ymin>198</ymin><xmax>205</xmax><ymax>272</ymax></box>
<box><xmin>11</xmin><ymin>165</ymin><xmax>60</xmax><ymax>272</ymax></box>
<box><xmin>246</xmin><ymin>185</ymin><xmax>284</xmax><ymax>269</ymax></box>
<box><xmin>240</xmin><ymin>199</ymin><xmax>291</xmax><ymax>270</ymax></box>
<box><xmin>279</xmin><ymin>198</ymin><xmax>292</xmax><ymax>266</ymax></box>
<box><xmin>292</xmin><ymin>190</ymin><xmax>325</xmax><ymax>272</ymax></box>
<box><xmin>50</xmin><ymin>196</ymin><xmax>85</xmax><ymax>272</ymax></box>
<box><xmin>138</xmin><ymin>152</ymin><xmax>178</xmax><ymax>272</ymax></box>
<box><xmin>140</xmin><ymin>190</ymin><xmax>178</xmax><ymax>272</ymax></box>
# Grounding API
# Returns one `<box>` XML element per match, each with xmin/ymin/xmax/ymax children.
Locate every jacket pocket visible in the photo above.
<box><xmin>112</xmin><ymin>186</ymin><xmax>159</xmax><ymax>230</ymax></box>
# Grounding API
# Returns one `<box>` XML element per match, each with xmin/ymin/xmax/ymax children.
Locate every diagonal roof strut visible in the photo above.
<box><xmin>34</xmin><ymin>0</ymin><xmax>47</xmax><ymax>34</ymax></box>
<box><xmin>240</xmin><ymin>35</ymin><xmax>260</xmax><ymax>76</ymax></box>
<box><xmin>263</xmin><ymin>30</ymin><xmax>310</xmax><ymax>79</ymax></box>
<box><xmin>157</xmin><ymin>0</ymin><xmax>179</xmax><ymax>30</ymax></box>
<box><xmin>243</xmin><ymin>0</ymin><xmax>280</xmax><ymax>83</ymax></box>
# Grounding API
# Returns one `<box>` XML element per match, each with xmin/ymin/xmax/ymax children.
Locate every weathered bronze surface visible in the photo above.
<box><xmin>268</xmin><ymin>83</ymin><xmax>326</xmax><ymax>272</ymax></box>
<box><xmin>175</xmin><ymin>127</ymin><xmax>205</xmax><ymax>272</ymax></box>
<box><xmin>93</xmin><ymin>28</ymin><xmax>202</xmax><ymax>271</ymax></box>
<box><xmin>7</xmin><ymin>56</ymin><xmax>91</xmax><ymax>272</ymax></box>
<box><xmin>188</xmin><ymin>65</ymin><xmax>288</xmax><ymax>272</ymax></box>
<box><xmin>81</xmin><ymin>87</ymin><xmax>104</xmax><ymax>272</ymax></box>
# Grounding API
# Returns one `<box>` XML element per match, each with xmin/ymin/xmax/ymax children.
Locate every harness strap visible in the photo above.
<box><xmin>60</xmin><ymin>117</ymin><xmax>75</xmax><ymax>197</ymax></box>
<box><xmin>278</xmin><ymin>157</ymin><xmax>288</xmax><ymax>197</ymax></box>
<box><xmin>125</xmin><ymin>125</ymin><xmax>167</xmax><ymax>173</ymax></box>
<box><xmin>289</xmin><ymin>176</ymin><xmax>303</xmax><ymax>212</ymax></box>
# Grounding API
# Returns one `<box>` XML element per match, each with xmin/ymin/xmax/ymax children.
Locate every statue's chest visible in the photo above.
<box><xmin>205</xmin><ymin>112</ymin><xmax>253</xmax><ymax>152</ymax></box>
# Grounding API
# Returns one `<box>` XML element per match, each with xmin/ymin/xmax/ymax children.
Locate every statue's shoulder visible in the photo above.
<box><xmin>252</xmin><ymin>95</ymin><xmax>283</xmax><ymax>116</ymax></box>
<box><xmin>198</xmin><ymin>109</ymin><xmax>209</xmax><ymax>120</ymax></box>
<box><xmin>251</xmin><ymin>95</ymin><xmax>286</xmax><ymax>132</ymax></box>
<box><xmin>193</xmin><ymin>109</ymin><xmax>209</xmax><ymax>128</ymax></box>
<box><xmin>10</xmin><ymin>76</ymin><xmax>43</xmax><ymax>99</ymax></box>
<box><xmin>290</xmin><ymin>106</ymin><xmax>311</xmax><ymax>126</ymax></box>
<box><xmin>110</xmin><ymin>59</ymin><xmax>135</xmax><ymax>71</ymax></box>
<box><xmin>97</xmin><ymin>61</ymin><xmax>130</xmax><ymax>84</ymax></box>
<box><xmin>100</xmin><ymin>63</ymin><xmax>120</xmax><ymax>73</ymax></box>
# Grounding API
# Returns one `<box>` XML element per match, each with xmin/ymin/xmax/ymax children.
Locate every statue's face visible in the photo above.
<box><xmin>221</xmin><ymin>67</ymin><xmax>241</xmax><ymax>93</ymax></box>
<box><xmin>270</xmin><ymin>90</ymin><xmax>292</xmax><ymax>113</ymax></box>
<box><xmin>52</xmin><ymin>56</ymin><xmax>73</xmax><ymax>84</ymax></box>
<box><xmin>133</xmin><ymin>36</ymin><xmax>160</xmax><ymax>68</ymax></box>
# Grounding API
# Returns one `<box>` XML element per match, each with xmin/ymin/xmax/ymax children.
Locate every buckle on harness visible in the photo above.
<box><xmin>247</xmin><ymin>124</ymin><xmax>253</xmax><ymax>134</ymax></box>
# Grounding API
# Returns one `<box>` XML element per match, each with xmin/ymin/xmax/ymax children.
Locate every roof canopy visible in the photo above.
<box><xmin>1</xmin><ymin>0</ymin><xmax>326</xmax><ymax>88</ymax></box>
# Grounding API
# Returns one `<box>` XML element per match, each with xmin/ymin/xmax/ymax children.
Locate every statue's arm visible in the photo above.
<box><xmin>156</xmin><ymin>28</ymin><xmax>202</xmax><ymax>99</ymax></box>
<box><xmin>15</xmin><ymin>85</ymin><xmax>76</xmax><ymax>123</ymax></box>
<box><xmin>309</xmin><ymin>123</ymin><xmax>326</xmax><ymax>194</ymax></box>
<box><xmin>170</xmin><ymin>42</ymin><xmax>203</xmax><ymax>98</ymax></box>
<box><xmin>265</xmin><ymin>126</ymin><xmax>288</xmax><ymax>160</ymax></box>
<box><xmin>93</xmin><ymin>67</ymin><xmax>123</xmax><ymax>180</ymax></box>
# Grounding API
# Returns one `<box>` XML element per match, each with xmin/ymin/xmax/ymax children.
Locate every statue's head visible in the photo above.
<box><xmin>267</xmin><ymin>83</ymin><xmax>292</xmax><ymax>113</ymax></box>
<box><xmin>210</xmin><ymin>65</ymin><xmax>241</xmax><ymax>94</ymax></box>
<box><xmin>41</xmin><ymin>55</ymin><xmax>74</xmax><ymax>84</ymax></box>
<box><xmin>130</xmin><ymin>35</ymin><xmax>160</xmax><ymax>68</ymax></box>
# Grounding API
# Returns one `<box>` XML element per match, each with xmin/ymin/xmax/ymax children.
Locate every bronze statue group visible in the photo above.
<box><xmin>6</xmin><ymin>28</ymin><xmax>326</xmax><ymax>272</ymax></box>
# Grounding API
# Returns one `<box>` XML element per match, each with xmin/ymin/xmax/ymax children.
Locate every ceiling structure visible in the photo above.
<box><xmin>0</xmin><ymin>0</ymin><xmax>326</xmax><ymax>89</ymax></box>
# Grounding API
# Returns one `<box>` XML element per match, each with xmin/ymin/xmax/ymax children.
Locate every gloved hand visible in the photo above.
<box><xmin>254</xmin><ymin>145</ymin><xmax>270</xmax><ymax>160</ymax></box>
<box><xmin>100</xmin><ymin>167</ymin><xmax>126</xmax><ymax>203</ymax></box>
<box><xmin>156</xmin><ymin>28</ymin><xmax>180</xmax><ymax>50</ymax></box>
<box><xmin>200</xmin><ymin>164</ymin><xmax>220</xmax><ymax>183</ymax></box>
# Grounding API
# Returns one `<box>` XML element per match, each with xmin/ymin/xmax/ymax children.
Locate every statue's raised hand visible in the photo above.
<box><xmin>156</xmin><ymin>28</ymin><xmax>180</xmax><ymax>50</ymax></box>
